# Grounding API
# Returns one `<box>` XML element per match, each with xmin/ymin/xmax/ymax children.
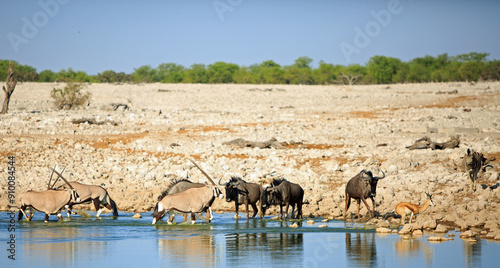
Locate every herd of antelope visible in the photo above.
<box><xmin>17</xmin><ymin>148</ymin><xmax>488</xmax><ymax>225</ymax></box>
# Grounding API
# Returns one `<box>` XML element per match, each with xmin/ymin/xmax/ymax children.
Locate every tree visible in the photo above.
<box><xmin>157</xmin><ymin>63</ymin><xmax>185</xmax><ymax>83</ymax></box>
<box><xmin>1</xmin><ymin>61</ymin><xmax>17</xmax><ymax>114</ymax></box>
<box><xmin>184</xmin><ymin>64</ymin><xmax>208</xmax><ymax>83</ymax></box>
<box><xmin>95</xmin><ymin>70</ymin><xmax>133</xmax><ymax>83</ymax></box>
<box><xmin>50</xmin><ymin>81</ymin><xmax>91</xmax><ymax>110</ymax></box>
<box><xmin>207</xmin><ymin>62</ymin><xmax>239</xmax><ymax>83</ymax></box>
<box><xmin>367</xmin><ymin>55</ymin><xmax>402</xmax><ymax>84</ymax></box>
<box><xmin>133</xmin><ymin>65</ymin><xmax>157</xmax><ymax>83</ymax></box>
<box><xmin>255</xmin><ymin>60</ymin><xmax>284</xmax><ymax>84</ymax></box>
<box><xmin>283</xmin><ymin>57</ymin><xmax>314</xmax><ymax>84</ymax></box>
<box><xmin>38</xmin><ymin>70</ymin><xmax>57</xmax><ymax>82</ymax></box>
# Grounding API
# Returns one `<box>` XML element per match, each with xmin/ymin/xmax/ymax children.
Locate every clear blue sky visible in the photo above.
<box><xmin>1</xmin><ymin>0</ymin><xmax>499</xmax><ymax>75</ymax></box>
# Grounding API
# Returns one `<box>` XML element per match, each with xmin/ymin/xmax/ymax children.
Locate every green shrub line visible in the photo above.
<box><xmin>2</xmin><ymin>52</ymin><xmax>498</xmax><ymax>85</ymax></box>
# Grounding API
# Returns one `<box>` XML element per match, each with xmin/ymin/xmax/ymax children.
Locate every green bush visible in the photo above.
<box><xmin>50</xmin><ymin>82</ymin><xmax>91</xmax><ymax>110</ymax></box>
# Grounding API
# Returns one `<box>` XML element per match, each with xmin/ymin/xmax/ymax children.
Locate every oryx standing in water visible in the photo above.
<box><xmin>57</xmin><ymin>181</ymin><xmax>118</xmax><ymax>217</ymax></box>
<box><xmin>18</xmin><ymin>170</ymin><xmax>80</xmax><ymax>222</ymax></box>
<box><xmin>152</xmin><ymin>159</ymin><xmax>224</xmax><ymax>224</ymax></box>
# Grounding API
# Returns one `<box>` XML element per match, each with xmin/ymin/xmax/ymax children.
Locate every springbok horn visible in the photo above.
<box><xmin>51</xmin><ymin>166</ymin><xmax>66</xmax><ymax>189</ymax></box>
<box><xmin>189</xmin><ymin>158</ymin><xmax>216</xmax><ymax>186</ymax></box>
<box><xmin>50</xmin><ymin>167</ymin><xmax>74</xmax><ymax>190</ymax></box>
<box><xmin>47</xmin><ymin>166</ymin><xmax>56</xmax><ymax>189</ymax></box>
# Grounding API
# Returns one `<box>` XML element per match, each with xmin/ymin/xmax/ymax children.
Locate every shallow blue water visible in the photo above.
<box><xmin>0</xmin><ymin>211</ymin><xmax>498</xmax><ymax>267</ymax></box>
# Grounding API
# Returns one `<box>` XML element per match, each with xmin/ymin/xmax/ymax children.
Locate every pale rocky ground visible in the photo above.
<box><xmin>1</xmin><ymin>82</ymin><xmax>499</xmax><ymax>236</ymax></box>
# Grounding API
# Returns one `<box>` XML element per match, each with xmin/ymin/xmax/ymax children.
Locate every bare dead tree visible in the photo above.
<box><xmin>1</xmin><ymin>61</ymin><xmax>17</xmax><ymax>114</ymax></box>
<box><xmin>338</xmin><ymin>72</ymin><xmax>361</xmax><ymax>86</ymax></box>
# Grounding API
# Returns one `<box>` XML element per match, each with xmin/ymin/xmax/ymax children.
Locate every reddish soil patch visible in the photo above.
<box><xmin>89</xmin><ymin>132</ymin><xmax>150</xmax><ymax>149</ymax></box>
<box><xmin>348</xmin><ymin>110</ymin><xmax>381</xmax><ymax>119</ymax></box>
<box><xmin>424</xmin><ymin>92</ymin><xmax>500</xmax><ymax>108</ymax></box>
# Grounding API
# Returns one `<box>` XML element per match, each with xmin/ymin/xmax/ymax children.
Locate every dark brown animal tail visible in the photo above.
<box><xmin>152</xmin><ymin>202</ymin><xmax>159</xmax><ymax>217</ymax></box>
<box><xmin>109</xmin><ymin>196</ymin><xmax>118</xmax><ymax>217</ymax></box>
<box><xmin>17</xmin><ymin>209</ymin><xmax>23</xmax><ymax>221</ymax></box>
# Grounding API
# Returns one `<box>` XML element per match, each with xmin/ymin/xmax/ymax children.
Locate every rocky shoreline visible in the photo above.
<box><xmin>1</xmin><ymin>82</ymin><xmax>499</xmax><ymax>238</ymax></box>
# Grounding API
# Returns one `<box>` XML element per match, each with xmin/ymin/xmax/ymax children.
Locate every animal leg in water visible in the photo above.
<box><xmin>208</xmin><ymin>207</ymin><xmax>214</xmax><ymax>222</ymax></box>
<box><xmin>93</xmin><ymin>198</ymin><xmax>102</xmax><ymax>217</ymax></box>
<box><xmin>167</xmin><ymin>214</ymin><xmax>175</xmax><ymax>224</ymax></box>
<box><xmin>191</xmin><ymin>213</ymin><xmax>196</xmax><ymax>224</ymax></box>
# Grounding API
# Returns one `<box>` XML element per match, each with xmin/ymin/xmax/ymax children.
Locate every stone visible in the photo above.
<box><xmin>318</xmin><ymin>225</ymin><xmax>328</xmax><ymax>228</ymax></box>
<box><xmin>428</xmin><ymin>236</ymin><xmax>453</xmax><ymax>242</ymax></box>
<box><xmin>376</xmin><ymin>227</ymin><xmax>392</xmax><ymax>233</ymax></box>
<box><xmin>377</xmin><ymin>220</ymin><xmax>391</xmax><ymax>228</ymax></box>
<box><xmin>132</xmin><ymin>213</ymin><xmax>141</xmax><ymax>219</ymax></box>
<box><xmin>460</xmin><ymin>230</ymin><xmax>476</xmax><ymax>238</ymax></box>
<box><xmin>434</xmin><ymin>224</ymin><xmax>448</xmax><ymax>233</ymax></box>
<box><xmin>399</xmin><ymin>224</ymin><xmax>413</xmax><ymax>235</ymax></box>
<box><xmin>413</xmin><ymin>230</ymin><xmax>423</xmax><ymax>236</ymax></box>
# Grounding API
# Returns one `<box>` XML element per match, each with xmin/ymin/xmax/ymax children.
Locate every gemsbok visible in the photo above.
<box><xmin>152</xmin><ymin>159</ymin><xmax>224</xmax><ymax>224</ymax></box>
<box><xmin>394</xmin><ymin>192</ymin><xmax>435</xmax><ymax>225</ymax></box>
<box><xmin>18</xmin><ymin>170</ymin><xmax>81</xmax><ymax>222</ymax></box>
<box><xmin>57</xmin><ymin>181</ymin><xmax>118</xmax><ymax>217</ymax></box>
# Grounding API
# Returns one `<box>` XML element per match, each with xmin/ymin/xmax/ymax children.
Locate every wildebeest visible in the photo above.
<box><xmin>463</xmin><ymin>149</ymin><xmax>486</xmax><ymax>192</ymax></box>
<box><xmin>260</xmin><ymin>178</ymin><xmax>304</xmax><ymax>220</ymax></box>
<box><xmin>344</xmin><ymin>169</ymin><xmax>385</xmax><ymax>220</ymax></box>
<box><xmin>152</xmin><ymin>184</ymin><xmax>224</xmax><ymax>224</ymax></box>
<box><xmin>18</xmin><ymin>176</ymin><xmax>80</xmax><ymax>222</ymax></box>
<box><xmin>155</xmin><ymin>178</ymin><xmax>208</xmax><ymax>223</ymax></box>
<box><xmin>394</xmin><ymin>192</ymin><xmax>435</xmax><ymax>225</ymax></box>
<box><xmin>57</xmin><ymin>181</ymin><xmax>118</xmax><ymax>217</ymax></box>
<box><xmin>219</xmin><ymin>176</ymin><xmax>262</xmax><ymax>219</ymax></box>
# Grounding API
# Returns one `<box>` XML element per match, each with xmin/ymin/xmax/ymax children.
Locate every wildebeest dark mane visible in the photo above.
<box><xmin>229</xmin><ymin>176</ymin><xmax>247</xmax><ymax>184</ymax></box>
<box><xmin>271</xmin><ymin>177</ymin><xmax>288</xmax><ymax>186</ymax></box>
<box><xmin>157</xmin><ymin>178</ymin><xmax>193</xmax><ymax>201</ymax></box>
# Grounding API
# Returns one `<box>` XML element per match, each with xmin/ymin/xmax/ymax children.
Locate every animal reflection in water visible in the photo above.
<box><xmin>345</xmin><ymin>233</ymin><xmax>377</xmax><ymax>267</ymax></box>
<box><xmin>395</xmin><ymin>237</ymin><xmax>432</xmax><ymax>263</ymax></box>
<box><xmin>157</xmin><ymin>234</ymin><xmax>216</xmax><ymax>265</ymax></box>
<box><xmin>226</xmin><ymin>231</ymin><xmax>304</xmax><ymax>263</ymax></box>
<box><xmin>22</xmin><ymin>227</ymin><xmax>107</xmax><ymax>264</ymax></box>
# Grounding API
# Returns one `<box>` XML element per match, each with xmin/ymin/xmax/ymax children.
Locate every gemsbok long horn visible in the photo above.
<box><xmin>50</xmin><ymin>167</ymin><xmax>75</xmax><ymax>190</ymax></box>
<box><xmin>47</xmin><ymin>166</ymin><xmax>56</xmax><ymax>189</ymax></box>
<box><xmin>189</xmin><ymin>158</ymin><xmax>216</xmax><ymax>186</ymax></box>
<box><xmin>50</xmin><ymin>166</ymin><xmax>66</xmax><ymax>189</ymax></box>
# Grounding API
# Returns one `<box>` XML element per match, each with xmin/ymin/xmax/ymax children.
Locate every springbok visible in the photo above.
<box><xmin>18</xmin><ymin>170</ymin><xmax>80</xmax><ymax>222</ymax></box>
<box><xmin>394</xmin><ymin>192</ymin><xmax>435</xmax><ymax>225</ymax></box>
<box><xmin>151</xmin><ymin>159</ymin><xmax>224</xmax><ymax>224</ymax></box>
